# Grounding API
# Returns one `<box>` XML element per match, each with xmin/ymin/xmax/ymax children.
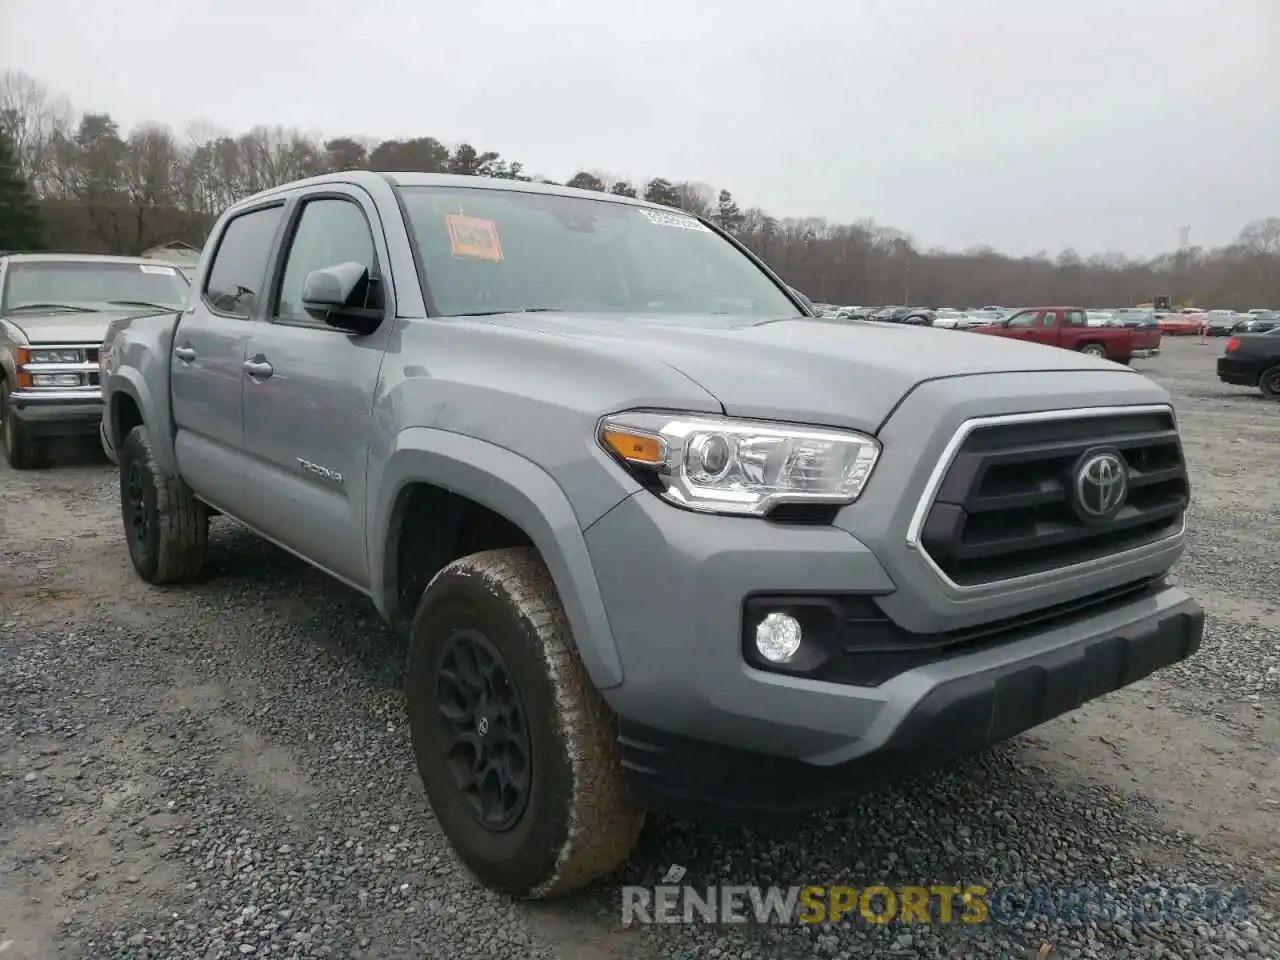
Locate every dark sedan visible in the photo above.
<box><xmin>1218</xmin><ymin>328</ymin><xmax>1280</xmax><ymax>400</ymax></box>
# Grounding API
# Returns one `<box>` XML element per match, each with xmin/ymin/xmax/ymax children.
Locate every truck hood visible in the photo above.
<box><xmin>471</xmin><ymin>312</ymin><xmax>1131</xmax><ymax>433</ymax></box>
<box><xmin>4</xmin><ymin>308</ymin><xmax>158</xmax><ymax>346</ymax></box>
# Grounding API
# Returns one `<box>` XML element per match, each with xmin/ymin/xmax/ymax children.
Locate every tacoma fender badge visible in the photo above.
<box><xmin>296</xmin><ymin>457</ymin><xmax>343</xmax><ymax>486</ymax></box>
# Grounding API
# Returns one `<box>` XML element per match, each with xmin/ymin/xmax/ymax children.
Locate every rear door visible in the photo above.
<box><xmin>237</xmin><ymin>188</ymin><xmax>395</xmax><ymax>589</ymax></box>
<box><xmin>170</xmin><ymin>202</ymin><xmax>286</xmax><ymax>508</ymax></box>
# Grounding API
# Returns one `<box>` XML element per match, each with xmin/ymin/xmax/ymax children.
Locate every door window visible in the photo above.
<box><xmin>1063</xmin><ymin>309</ymin><xmax>1087</xmax><ymax>327</ymax></box>
<box><xmin>1005</xmin><ymin>310</ymin><xmax>1044</xmax><ymax>328</ymax></box>
<box><xmin>203</xmin><ymin>205</ymin><xmax>285</xmax><ymax>317</ymax></box>
<box><xmin>275</xmin><ymin>199</ymin><xmax>378</xmax><ymax>324</ymax></box>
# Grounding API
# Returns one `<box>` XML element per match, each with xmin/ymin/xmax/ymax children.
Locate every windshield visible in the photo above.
<box><xmin>2</xmin><ymin>260</ymin><xmax>189</xmax><ymax>313</ymax></box>
<box><xmin>396</xmin><ymin>186</ymin><xmax>798</xmax><ymax>320</ymax></box>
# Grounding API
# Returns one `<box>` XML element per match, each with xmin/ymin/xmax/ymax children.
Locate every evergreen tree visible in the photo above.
<box><xmin>0</xmin><ymin>122</ymin><xmax>46</xmax><ymax>251</ymax></box>
<box><xmin>715</xmin><ymin>189</ymin><xmax>744</xmax><ymax>234</ymax></box>
<box><xmin>642</xmin><ymin>177</ymin><xmax>680</xmax><ymax>208</ymax></box>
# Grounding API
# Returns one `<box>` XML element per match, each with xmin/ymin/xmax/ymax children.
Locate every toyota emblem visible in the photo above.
<box><xmin>477</xmin><ymin>717</ymin><xmax>490</xmax><ymax>736</ymax></box>
<box><xmin>1074</xmin><ymin>451</ymin><xmax>1128</xmax><ymax>520</ymax></box>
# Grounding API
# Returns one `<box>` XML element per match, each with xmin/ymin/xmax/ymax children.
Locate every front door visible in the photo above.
<box><xmin>238</xmin><ymin>191</ymin><xmax>393</xmax><ymax>589</ymax></box>
<box><xmin>170</xmin><ymin>202</ymin><xmax>286</xmax><ymax>508</ymax></box>
<box><xmin>999</xmin><ymin>309</ymin><xmax>1046</xmax><ymax>342</ymax></box>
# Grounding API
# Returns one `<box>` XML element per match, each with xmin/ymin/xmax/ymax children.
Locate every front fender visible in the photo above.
<box><xmin>370</xmin><ymin>427</ymin><xmax>625</xmax><ymax>690</ymax></box>
<box><xmin>102</xmin><ymin>311</ymin><xmax>180</xmax><ymax>474</ymax></box>
<box><xmin>104</xmin><ymin>366</ymin><xmax>176</xmax><ymax>474</ymax></box>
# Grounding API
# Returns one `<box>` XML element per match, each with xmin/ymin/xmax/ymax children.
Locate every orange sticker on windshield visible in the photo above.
<box><xmin>446</xmin><ymin>214</ymin><xmax>504</xmax><ymax>262</ymax></box>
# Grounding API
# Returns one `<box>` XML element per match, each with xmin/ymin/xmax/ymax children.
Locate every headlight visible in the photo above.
<box><xmin>598</xmin><ymin>411</ymin><xmax>881</xmax><ymax>516</ymax></box>
<box><xmin>22</xmin><ymin>347</ymin><xmax>85</xmax><ymax>364</ymax></box>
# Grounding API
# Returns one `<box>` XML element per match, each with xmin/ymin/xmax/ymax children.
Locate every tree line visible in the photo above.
<box><xmin>2</xmin><ymin>70</ymin><xmax>1278</xmax><ymax>309</ymax></box>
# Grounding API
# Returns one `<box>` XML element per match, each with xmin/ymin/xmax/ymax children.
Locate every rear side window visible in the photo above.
<box><xmin>1064</xmin><ymin>309</ymin><xmax>1087</xmax><ymax>326</ymax></box>
<box><xmin>203</xmin><ymin>205</ymin><xmax>285</xmax><ymax>317</ymax></box>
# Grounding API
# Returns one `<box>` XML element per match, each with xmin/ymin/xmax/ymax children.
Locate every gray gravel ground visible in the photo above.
<box><xmin>2</xmin><ymin>336</ymin><xmax>1277</xmax><ymax>959</ymax></box>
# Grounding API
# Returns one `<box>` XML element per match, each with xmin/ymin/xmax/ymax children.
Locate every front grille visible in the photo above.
<box><xmin>918</xmin><ymin>410</ymin><xmax>1188</xmax><ymax>586</ymax></box>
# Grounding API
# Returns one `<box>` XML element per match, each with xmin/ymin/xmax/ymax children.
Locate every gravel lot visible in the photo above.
<box><xmin>2</xmin><ymin>336</ymin><xmax>1277</xmax><ymax>960</ymax></box>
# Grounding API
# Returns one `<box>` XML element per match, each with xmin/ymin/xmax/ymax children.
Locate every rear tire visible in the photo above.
<box><xmin>1078</xmin><ymin>343</ymin><xmax>1107</xmax><ymax>358</ymax></box>
<box><xmin>1261</xmin><ymin>364</ymin><xmax>1280</xmax><ymax>401</ymax></box>
<box><xmin>406</xmin><ymin>547</ymin><xmax>643</xmax><ymax>899</ymax></box>
<box><xmin>119</xmin><ymin>425</ymin><xmax>208</xmax><ymax>583</ymax></box>
<box><xmin>1</xmin><ymin>380</ymin><xmax>43</xmax><ymax>470</ymax></box>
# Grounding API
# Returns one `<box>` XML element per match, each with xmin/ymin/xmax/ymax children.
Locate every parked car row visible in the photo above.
<box><xmin>812</xmin><ymin>304</ymin><xmax>1005</xmax><ymax>328</ymax></box>
<box><xmin>0</xmin><ymin>252</ymin><xmax>190</xmax><ymax>468</ymax></box>
<box><xmin>814</xmin><ymin>297</ymin><xmax>1278</xmax><ymax>400</ymax></box>
<box><xmin>812</xmin><ymin>299</ymin><xmax>1280</xmax><ymax>340</ymax></box>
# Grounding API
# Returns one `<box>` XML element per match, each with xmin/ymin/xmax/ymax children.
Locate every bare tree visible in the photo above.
<box><xmin>119</xmin><ymin>125</ymin><xmax>184</xmax><ymax>252</ymax></box>
<box><xmin>0</xmin><ymin>70</ymin><xmax>74</xmax><ymax>191</ymax></box>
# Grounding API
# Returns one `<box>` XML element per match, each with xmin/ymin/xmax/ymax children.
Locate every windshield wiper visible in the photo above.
<box><xmin>7</xmin><ymin>302</ymin><xmax>98</xmax><ymax>314</ymax></box>
<box><xmin>106</xmin><ymin>299</ymin><xmax>179</xmax><ymax>311</ymax></box>
<box><xmin>449</xmin><ymin>307</ymin><xmax>564</xmax><ymax>317</ymax></box>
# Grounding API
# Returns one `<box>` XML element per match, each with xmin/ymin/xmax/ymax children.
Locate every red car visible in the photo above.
<box><xmin>971</xmin><ymin>306</ymin><xmax>1135</xmax><ymax>362</ymax></box>
<box><xmin>1158</xmin><ymin>312</ymin><xmax>1203</xmax><ymax>336</ymax></box>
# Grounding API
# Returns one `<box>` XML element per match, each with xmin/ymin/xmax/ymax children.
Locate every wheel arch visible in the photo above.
<box><xmin>371</xmin><ymin>427</ymin><xmax>625</xmax><ymax>690</ymax></box>
<box><xmin>105</xmin><ymin>368</ymin><xmax>176</xmax><ymax>474</ymax></box>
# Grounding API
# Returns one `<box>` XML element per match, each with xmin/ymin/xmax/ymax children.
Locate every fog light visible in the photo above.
<box><xmin>755</xmin><ymin>611</ymin><xmax>802</xmax><ymax>663</ymax></box>
<box><xmin>31</xmin><ymin>373</ymin><xmax>83</xmax><ymax>388</ymax></box>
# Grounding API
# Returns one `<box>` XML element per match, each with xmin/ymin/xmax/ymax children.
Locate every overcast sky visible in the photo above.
<box><xmin>2</xmin><ymin>0</ymin><xmax>1276</xmax><ymax>258</ymax></box>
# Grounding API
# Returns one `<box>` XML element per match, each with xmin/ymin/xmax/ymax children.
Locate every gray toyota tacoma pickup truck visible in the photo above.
<box><xmin>100</xmin><ymin>171</ymin><xmax>1203</xmax><ymax>899</ymax></box>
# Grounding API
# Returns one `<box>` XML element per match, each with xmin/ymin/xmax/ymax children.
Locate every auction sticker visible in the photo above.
<box><xmin>138</xmin><ymin>264</ymin><xmax>177</xmax><ymax>275</ymax></box>
<box><xmin>638</xmin><ymin>209</ymin><xmax>710</xmax><ymax>232</ymax></box>
<box><xmin>447</xmin><ymin>214</ymin><xmax>504</xmax><ymax>261</ymax></box>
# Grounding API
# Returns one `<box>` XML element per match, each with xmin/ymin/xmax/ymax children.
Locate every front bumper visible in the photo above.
<box><xmin>8</xmin><ymin>388</ymin><xmax>103</xmax><ymax>438</ymax></box>
<box><xmin>585</xmin><ymin>485</ymin><xmax>1198</xmax><ymax>815</ymax></box>
<box><xmin>617</xmin><ymin>585</ymin><xmax>1202</xmax><ymax>818</ymax></box>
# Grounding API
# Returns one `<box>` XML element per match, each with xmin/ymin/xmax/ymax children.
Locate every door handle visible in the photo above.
<box><xmin>243</xmin><ymin>358</ymin><xmax>274</xmax><ymax>380</ymax></box>
<box><xmin>174</xmin><ymin>345</ymin><xmax>197</xmax><ymax>362</ymax></box>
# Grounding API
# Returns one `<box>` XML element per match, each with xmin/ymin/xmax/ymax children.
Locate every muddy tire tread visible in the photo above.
<box><xmin>122</xmin><ymin>425</ymin><xmax>208</xmax><ymax>583</ymax></box>
<box><xmin>429</xmin><ymin>547</ymin><xmax>644</xmax><ymax>899</ymax></box>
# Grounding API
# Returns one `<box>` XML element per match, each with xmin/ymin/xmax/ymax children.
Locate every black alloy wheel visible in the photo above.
<box><xmin>1261</xmin><ymin>365</ymin><xmax>1280</xmax><ymax>401</ymax></box>
<box><xmin>434</xmin><ymin>628</ymin><xmax>532</xmax><ymax>831</ymax></box>
<box><xmin>125</xmin><ymin>455</ymin><xmax>153</xmax><ymax>552</ymax></box>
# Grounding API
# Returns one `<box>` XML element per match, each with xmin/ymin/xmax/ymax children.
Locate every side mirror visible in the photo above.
<box><xmin>302</xmin><ymin>262</ymin><xmax>383</xmax><ymax>335</ymax></box>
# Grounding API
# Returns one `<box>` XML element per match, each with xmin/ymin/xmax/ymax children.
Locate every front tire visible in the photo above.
<box><xmin>1</xmin><ymin>380</ymin><xmax>43</xmax><ymax>469</ymax></box>
<box><xmin>1261</xmin><ymin>364</ymin><xmax>1280</xmax><ymax>401</ymax></box>
<box><xmin>118</xmin><ymin>425</ymin><xmax>208</xmax><ymax>583</ymax></box>
<box><xmin>406</xmin><ymin>547</ymin><xmax>643</xmax><ymax>899</ymax></box>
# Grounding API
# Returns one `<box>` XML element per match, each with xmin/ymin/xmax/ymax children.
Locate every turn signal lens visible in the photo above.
<box><xmin>601</xmin><ymin>428</ymin><xmax>666</xmax><ymax>466</ymax></box>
